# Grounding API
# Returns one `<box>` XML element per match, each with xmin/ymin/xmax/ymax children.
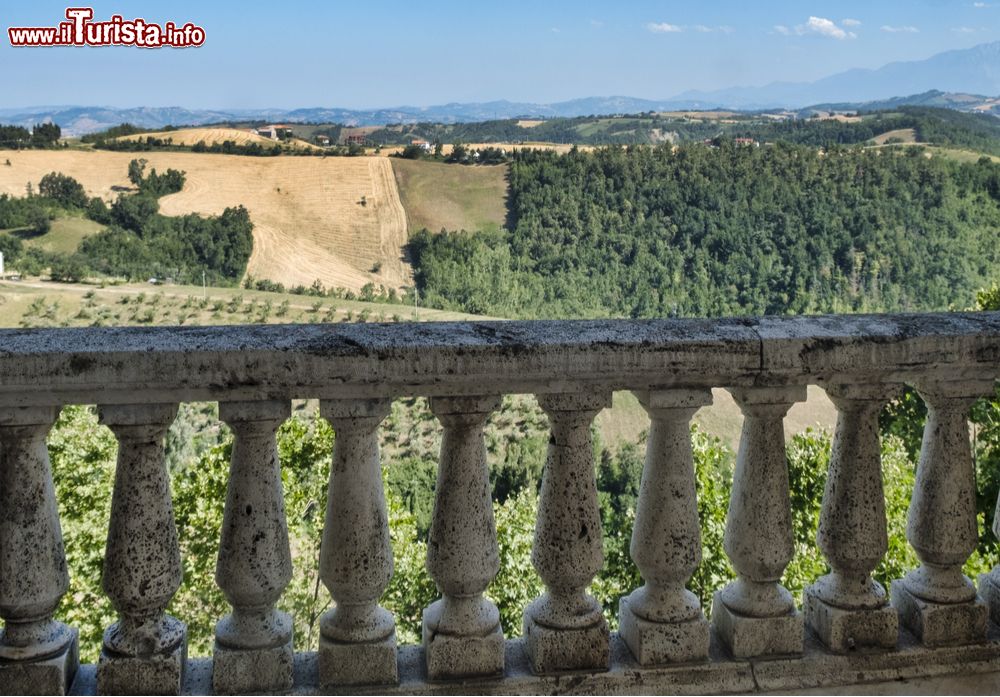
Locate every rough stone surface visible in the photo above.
<box><xmin>714</xmin><ymin>386</ymin><xmax>804</xmax><ymax>659</ymax></box>
<box><xmin>808</xmin><ymin>383</ymin><xmax>896</xmax><ymax>634</ymax></box>
<box><xmin>619</xmin><ymin>596</ymin><xmax>709</xmax><ymax>665</ymax></box>
<box><xmin>213</xmin><ymin>400</ymin><xmax>294</xmax><ymax>694</ymax></box>
<box><xmin>0</xmin><ymin>406</ymin><xmax>77</xmax><ymax>684</ymax></box>
<box><xmin>522</xmin><ymin>392</ymin><xmax>612</xmax><ymax>675</ymax></box>
<box><xmin>96</xmin><ymin>639</ymin><xmax>187</xmax><ymax>695</ymax></box>
<box><xmin>0</xmin><ymin>628</ymin><xmax>78</xmax><ymax>696</ymax></box>
<box><xmin>890</xmin><ymin>580</ymin><xmax>988</xmax><ymax>647</ymax></box>
<box><xmin>319</xmin><ymin>632</ymin><xmax>398</xmax><ymax>687</ymax></box>
<box><xmin>803</xmin><ymin>589</ymin><xmax>898</xmax><ymax>653</ymax></box>
<box><xmin>212</xmin><ymin>639</ymin><xmax>293</xmax><ymax>694</ymax></box>
<box><xmin>421</xmin><ymin>396</ymin><xmax>505</xmax><ymax>680</ymax></box>
<box><xmin>422</xmin><ymin>613</ymin><xmax>504</xmax><ymax>680</ymax></box>
<box><xmin>3</xmin><ymin>314</ymin><xmax>999</xmax><ymax>408</ymax></box>
<box><xmin>98</xmin><ymin>403</ymin><xmax>186</xmax><ymax>664</ymax></box>
<box><xmin>711</xmin><ymin>591</ymin><xmax>804</xmax><ymax>658</ymax></box>
<box><xmin>57</xmin><ymin>628</ymin><xmax>1000</xmax><ymax>695</ymax></box>
<box><xmin>901</xmin><ymin>382</ymin><xmax>988</xmax><ymax>608</ymax></box>
<box><xmin>619</xmin><ymin>390</ymin><xmax>711</xmax><ymax>667</ymax></box>
<box><xmin>317</xmin><ymin>399</ymin><xmax>398</xmax><ymax>687</ymax></box>
<box><xmin>522</xmin><ymin>610</ymin><xmax>611</xmax><ymax>675</ymax></box>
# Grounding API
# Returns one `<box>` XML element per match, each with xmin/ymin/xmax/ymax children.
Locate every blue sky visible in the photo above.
<box><xmin>1</xmin><ymin>1</ymin><xmax>997</xmax><ymax>108</ymax></box>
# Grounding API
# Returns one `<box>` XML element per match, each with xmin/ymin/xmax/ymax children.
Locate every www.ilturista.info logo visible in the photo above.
<box><xmin>8</xmin><ymin>7</ymin><xmax>205</xmax><ymax>48</ymax></box>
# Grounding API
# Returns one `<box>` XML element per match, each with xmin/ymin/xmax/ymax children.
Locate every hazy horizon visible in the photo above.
<box><xmin>2</xmin><ymin>1</ymin><xmax>999</xmax><ymax>111</ymax></box>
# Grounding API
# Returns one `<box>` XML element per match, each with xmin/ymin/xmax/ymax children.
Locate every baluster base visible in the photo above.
<box><xmin>522</xmin><ymin>603</ymin><xmax>610</xmax><ymax>675</ymax></box>
<box><xmin>422</xmin><ymin>603</ymin><xmax>504</xmax><ymax>680</ymax></box>
<box><xmin>96</xmin><ymin>637</ymin><xmax>186</xmax><ymax>696</ymax></box>
<box><xmin>803</xmin><ymin>589</ymin><xmax>898</xmax><ymax>653</ymax></box>
<box><xmin>319</xmin><ymin>630</ymin><xmax>398</xmax><ymax>687</ymax></box>
<box><xmin>212</xmin><ymin>639</ymin><xmax>293</xmax><ymax>694</ymax></box>
<box><xmin>711</xmin><ymin>591</ymin><xmax>803</xmax><ymax>658</ymax></box>
<box><xmin>891</xmin><ymin>580</ymin><xmax>987</xmax><ymax>647</ymax></box>
<box><xmin>619</xmin><ymin>595</ymin><xmax>709</xmax><ymax>665</ymax></box>
<box><xmin>977</xmin><ymin>573</ymin><xmax>1000</xmax><ymax>626</ymax></box>
<box><xmin>0</xmin><ymin>627</ymin><xmax>78</xmax><ymax>695</ymax></box>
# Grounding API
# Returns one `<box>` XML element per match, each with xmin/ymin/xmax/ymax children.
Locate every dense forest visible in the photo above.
<box><xmin>410</xmin><ymin>143</ymin><xmax>1000</xmax><ymax>318</ymax></box>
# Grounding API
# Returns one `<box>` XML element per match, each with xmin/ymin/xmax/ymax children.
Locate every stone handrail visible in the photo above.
<box><xmin>1</xmin><ymin>312</ymin><xmax>999</xmax><ymax>694</ymax></box>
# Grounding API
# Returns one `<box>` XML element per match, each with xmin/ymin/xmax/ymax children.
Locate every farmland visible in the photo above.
<box><xmin>392</xmin><ymin>159</ymin><xmax>508</xmax><ymax>234</ymax></box>
<box><xmin>118</xmin><ymin>126</ymin><xmax>322</xmax><ymax>151</ymax></box>
<box><xmin>0</xmin><ymin>150</ymin><xmax>410</xmax><ymax>291</ymax></box>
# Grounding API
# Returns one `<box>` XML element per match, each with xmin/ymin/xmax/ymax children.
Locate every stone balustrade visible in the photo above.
<box><xmin>0</xmin><ymin>313</ymin><xmax>999</xmax><ymax>695</ymax></box>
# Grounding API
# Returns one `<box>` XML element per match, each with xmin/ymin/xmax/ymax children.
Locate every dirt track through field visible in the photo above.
<box><xmin>0</xmin><ymin>150</ymin><xmax>410</xmax><ymax>291</ymax></box>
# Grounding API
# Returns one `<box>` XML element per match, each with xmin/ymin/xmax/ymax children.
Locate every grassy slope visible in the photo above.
<box><xmin>391</xmin><ymin>159</ymin><xmax>509</xmax><ymax>234</ymax></box>
<box><xmin>0</xmin><ymin>280</ymin><xmax>484</xmax><ymax>329</ymax></box>
<box><xmin>6</xmin><ymin>216</ymin><xmax>105</xmax><ymax>254</ymax></box>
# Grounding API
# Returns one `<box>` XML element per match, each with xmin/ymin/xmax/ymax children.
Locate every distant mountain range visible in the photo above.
<box><xmin>2</xmin><ymin>41</ymin><xmax>999</xmax><ymax>135</ymax></box>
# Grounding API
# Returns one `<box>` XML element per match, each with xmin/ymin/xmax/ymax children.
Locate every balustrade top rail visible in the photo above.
<box><xmin>1</xmin><ymin>312</ymin><xmax>999</xmax><ymax>406</ymax></box>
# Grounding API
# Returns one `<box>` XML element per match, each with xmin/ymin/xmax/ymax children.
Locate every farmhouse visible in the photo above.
<box><xmin>252</xmin><ymin>124</ymin><xmax>291</xmax><ymax>140</ymax></box>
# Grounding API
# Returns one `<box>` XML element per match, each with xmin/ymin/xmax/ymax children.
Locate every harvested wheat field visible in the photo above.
<box><xmin>119</xmin><ymin>127</ymin><xmax>322</xmax><ymax>152</ymax></box>
<box><xmin>0</xmin><ymin>150</ymin><xmax>410</xmax><ymax>291</ymax></box>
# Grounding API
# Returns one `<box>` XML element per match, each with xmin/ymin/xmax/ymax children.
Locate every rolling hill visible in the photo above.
<box><xmin>0</xmin><ymin>150</ymin><xmax>410</xmax><ymax>291</ymax></box>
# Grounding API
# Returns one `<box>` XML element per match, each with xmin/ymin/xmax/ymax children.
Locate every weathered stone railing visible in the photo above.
<box><xmin>1</xmin><ymin>313</ymin><xmax>1000</xmax><ymax>695</ymax></box>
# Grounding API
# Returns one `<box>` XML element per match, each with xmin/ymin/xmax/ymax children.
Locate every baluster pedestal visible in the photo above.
<box><xmin>0</xmin><ymin>406</ymin><xmax>79</xmax><ymax>695</ymax></box>
<box><xmin>804</xmin><ymin>383</ymin><xmax>899</xmax><ymax>653</ymax></box>
<box><xmin>891</xmin><ymin>380</ymin><xmax>990</xmax><ymax>647</ymax></box>
<box><xmin>97</xmin><ymin>403</ymin><xmax>185</xmax><ymax>695</ymax></box>
<box><xmin>523</xmin><ymin>392</ymin><xmax>612</xmax><ymax>675</ymax></box>
<box><xmin>619</xmin><ymin>389</ymin><xmax>712</xmax><ymax>665</ymax></box>
<box><xmin>712</xmin><ymin>385</ymin><xmax>805</xmax><ymax>658</ymax></box>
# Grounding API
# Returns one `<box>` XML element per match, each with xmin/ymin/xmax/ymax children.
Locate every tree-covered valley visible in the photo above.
<box><xmin>411</xmin><ymin>142</ymin><xmax>1000</xmax><ymax>318</ymax></box>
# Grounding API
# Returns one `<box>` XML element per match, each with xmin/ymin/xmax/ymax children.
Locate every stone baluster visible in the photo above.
<box><xmin>0</xmin><ymin>407</ymin><xmax>79</xmax><ymax>695</ymax></box>
<box><xmin>423</xmin><ymin>396</ymin><xmax>504</xmax><ymax>680</ymax></box>
<box><xmin>97</xmin><ymin>403</ymin><xmax>185</xmax><ymax>695</ymax></box>
<box><xmin>524</xmin><ymin>392</ymin><xmax>612</xmax><ymax>675</ymax></box>
<box><xmin>804</xmin><ymin>383</ymin><xmax>899</xmax><ymax>652</ymax></box>
<box><xmin>318</xmin><ymin>399</ymin><xmax>397</xmax><ymax>687</ymax></box>
<box><xmin>712</xmin><ymin>385</ymin><xmax>806</xmax><ymax>658</ymax></box>
<box><xmin>620</xmin><ymin>389</ymin><xmax>712</xmax><ymax>665</ymax></box>
<box><xmin>212</xmin><ymin>401</ymin><xmax>293</xmax><ymax>694</ymax></box>
<box><xmin>891</xmin><ymin>380</ymin><xmax>991</xmax><ymax>647</ymax></box>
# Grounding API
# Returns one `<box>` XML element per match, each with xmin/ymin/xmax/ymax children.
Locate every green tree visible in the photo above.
<box><xmin>38</xmin><ymin>172</ymin><xmax>88</xmax><ymax>208</ymax></box>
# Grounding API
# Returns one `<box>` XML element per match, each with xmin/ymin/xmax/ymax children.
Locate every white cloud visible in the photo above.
<box><xmin>590</xmin><ymin>19</ymin><xmax>603</xmax><ymax>28</ymax></box>
<box><xmin>881</xmin><ymin>25</ymin><xmax>919</xmax><ymax>33</ymax></box>
<box><xmin>777</xmin><ymin>17</ymin><xmax>856</xmax><ymax>39</ymax></box>
<box><xmin>694</xmin><ymin>24</ymin><xmax>735</xmax><ymax>34</ymax></box>
<box><xmin>647</xmin><ymin>22</ymin><xmax>683</xmax><ymax>33</ymax></box>
<box><xmin>550</xmin><ymin>27</ymin><xmax>560</xmax><ymax>33</ymax></box>
<box><xmin>973</xmin><ymin>2</ymin><xmax>993</xmax><ymax>8</ymax></box>
<box><xmin>952</xmin><ymin>26</ymin><xmax>978</xmax><ymax>32</ymax></box>
<box><xmin>803</xmin><ymin>16</ymin><xmax>855</xmax><ymax>39</ymax></box>
<box><xmin>842</xmin><ymin>18</ymin><xmax>862</xmax><ymax>27</ymax></box>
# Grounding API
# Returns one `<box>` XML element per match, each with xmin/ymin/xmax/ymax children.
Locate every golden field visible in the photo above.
<box><xmin>0</xmin><ymin>150</ymin><xmax>410</xmax><ymax>291</ymax></box>
<box><xmin>119</xmin><ymin>127</ymin><xmax>321</xmax><ymax>151</ymax></box>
